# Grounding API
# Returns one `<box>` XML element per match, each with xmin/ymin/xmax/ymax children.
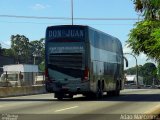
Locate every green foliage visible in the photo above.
<box><xmin>125</xmin><ymin>65</ymin><xmax>144</xmax><ymax>76</ymax></box>
<box><xmin>128</xmin><ymin>0</ymin><xmax>160</xmax><ymax>62</ymax></box>
<box><xmin>11</xmin><ymin>34</ymin><xmax>30</xmax><ymax>63</ymax></box>
<box><xmin>1</xmin><ymin>48</ymin><xmax>14</xmax><ymax>57</ymax></box>
<box><xmin>10</xmin><ymin>34</ymin><xmax>45</xmax><ymax>65</ymax></box>
<box><xmin>29</xmin><ymin>38</ymin><xmax>45</xmax><ymax>65</ymax></box>
<box><xmin>39</xmin><ymin>60</ymin><xmax>45</xmax><ymax>72</ymax></box>
<box><xmin>133</xmin><ymin>0</ymin><xmax>160</xmax><ymax>20</ymax></box>
<box><xmin>125</xmin><ymin>62</ymin><xmax>157</xmax><ymax>85</ymax></box>
<box><xmin>142</xmin><ymin>62</ymin><xmax>157</xmax><ymax>76</ymax></box>
<box><xmin>1</xmin><ymin>34</ymin><xmax>45</xmax><ymax>72</ymax></box>
<box><xmin>30</xmin><ymin>38</ymin><xmax>45</xmax><ymax>58</ymax></box>
<box><xmin>142</xmin><ymin>62</ymin><xmax>157</xmax><ymax>85</ymax></box>
<box><xmin>125</xmin><ymin>66</ymin><xmax>137</xmax><ymax>75</ymax></box>
<box><xmin>0</xmin><ymin>43</ymin><xmax>14</xmax><ymax>57</ymax></box>
<box><xmin>127</xmin><ymin>20</ymin><xmax>160</xmax><ymax>61</ymax></box>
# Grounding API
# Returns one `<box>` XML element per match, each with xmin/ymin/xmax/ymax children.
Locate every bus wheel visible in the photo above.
<box><xmin>107</xmin><ymin>91</ymin><xmax>113</xmax><ymax>96</ymax></box>
<box><xmin>55</xmin><ymin>93</ymin><xmax>64</xmax><ymax>100</ymax></box>
<box><xmin>57</xmin><ymin>96</ymin><xmax>63</xmax><ymax>100</ymax></box>
<box><xmin>115</xmin><ymin>89</ymin><xmax>120</xmax><ymax>96</ymax></box>
<box><xmin>96</xmin><ymin>81</ymin><xmax>103</xmax><ymax>99</ymax></box>
<box><xmin>114</xmin><ymin>81</ymin><xmax>120</xmax><ymax>96</ymax></box>
<box><xmin>69</xmin><ymin>94</ymin><xmax>73</xmax><ymax>99</ymax></box>
<box><xmin>107</xmin><ymin>90</ymin><xmax>120</xmax><ymax>96</ymax></box>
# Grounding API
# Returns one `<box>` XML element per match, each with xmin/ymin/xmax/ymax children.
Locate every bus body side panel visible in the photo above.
<box><xmin>45</xmin><ymin>25</ymin><xmax>124</xmax><ymax>95</ymax></box>
<box><xmin>87</xmin><ymin>26</ymin><xmax>124</xmax><ymax>93</ymax></box>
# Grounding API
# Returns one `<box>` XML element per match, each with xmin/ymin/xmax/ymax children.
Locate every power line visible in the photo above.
<box><xmin>0</xmin><ymin>20</ymin><xmax>134</xmax><ymax>26</ymax></box>
<box><xmin>0</xmin><ymin>20</ymin><xmax>69</xmax><ymax>25</ymax></box>
<box><xmin>0</xmin><ymin>15</ymin><xmax>70</xmax><ymax>20</ymax></box>
<box><xmin>0</xmin><ymin>42</ymin><xmax>10</xmax><ymax>47</ymax></box>
<box><xmin>0</xmin><ymin>14</ymin><xmax>141</xmax><ymax>21</ymax></box>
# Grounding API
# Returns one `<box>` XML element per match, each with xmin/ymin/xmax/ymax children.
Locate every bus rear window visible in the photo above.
<box><xmin>49</xmin><ymin>53</ymin><xmax>83</xmax><ymax>68</ymax></box>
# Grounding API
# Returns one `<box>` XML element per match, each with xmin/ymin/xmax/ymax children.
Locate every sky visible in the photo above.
<box><xmin>0</xmin><ymin>0</ymin><xmax>155</xmax><ymax>68</ymax></box>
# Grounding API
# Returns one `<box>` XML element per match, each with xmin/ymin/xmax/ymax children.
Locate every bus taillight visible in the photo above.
<box><xmin>45</xmin><ymin>69</ymin><xmax>53</xmax><ymax>83</ymax></box>
<box><xmin>45</xmin><ymin>68</ymin><xmax>51</xmax><ymax>82</ymax></box>
<box><xmin>45</xmin><ymin>68</ymin><xmax>49</xmax><ymax>77</ymax></box>
<box><xmin>84</xmin><ymin>67</ymin><xmax>89</xmax><ymax>81</ymax></box>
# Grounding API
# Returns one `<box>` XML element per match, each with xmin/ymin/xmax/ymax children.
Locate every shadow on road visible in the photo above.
<box><xmin>75</xmin><ymin>94</ymin><xmax>160</xmax><ymax>102</ymax></box>
<box><xmin>0</xmin><ymin>93</ymin><xmax>160</xmax><ymax>102</ymax></box>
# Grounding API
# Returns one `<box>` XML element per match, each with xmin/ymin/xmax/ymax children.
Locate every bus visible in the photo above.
<box><xmin>45</xmin><ymin>25</ymin><xmax>127</xmax><ymax>100</ymax></box>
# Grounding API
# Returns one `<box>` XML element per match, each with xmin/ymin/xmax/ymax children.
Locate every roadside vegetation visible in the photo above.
<box><xmin>0</xmin><ymin>35</ymin><xmax>45</xmax><ymax>71</ymax></box>
<box><xmin>125</xmin><ymin>62</ymin><xmax>158</xmax><ymax>85</ymax></box>
<box><xmin>127</xmin><ymin>0</ymin><xmax>160</xmax><ymax>80</ymax></box>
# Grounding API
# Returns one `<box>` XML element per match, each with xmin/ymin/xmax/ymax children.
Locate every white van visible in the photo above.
<box><xmin>0</xmin><ymin>64</ymin><xmax>38</xmax><ymax>87</ymax></box>
<box><xmin>0</xmin><ymin>72</ymin><xmax>20</xmax><ymax>87</ymax></box>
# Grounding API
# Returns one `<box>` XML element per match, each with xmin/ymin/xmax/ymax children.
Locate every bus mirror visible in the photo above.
<box><xmin>123</xmin><ymin>56</ymin><xmax>128</xmax><ymax>67</ymax></box>
<box><xmin>126</xmin><ymin>61</ymin><xmax>128</xmax><ymax>67</ymax></box>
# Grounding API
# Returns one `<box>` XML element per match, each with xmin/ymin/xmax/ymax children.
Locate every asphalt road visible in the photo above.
<box><xmin>0</xmin><ymin>89</ymin><xmax>160</xmax><ymax>120</ymax></box>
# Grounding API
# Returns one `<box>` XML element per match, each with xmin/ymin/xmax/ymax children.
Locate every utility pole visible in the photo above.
<box><xmin>71</xmin><ymin>0</ymin><xmax>74</xmax><ymax>25</ymax></box>
<box><xmin>33</xmin><ymin>51</ymin><xmax>39</xmax><ymax>65</ymax></box>
<box><xmin>124</xmin><ymin>53</ymin><xmax>139</xmax><ymax>88</ymax></box>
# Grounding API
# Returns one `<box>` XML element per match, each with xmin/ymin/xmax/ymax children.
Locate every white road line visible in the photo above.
<box><xmin>54</xmin><ymin>106</ymin><xmax>79</xmax><ymax>112</ymax></box>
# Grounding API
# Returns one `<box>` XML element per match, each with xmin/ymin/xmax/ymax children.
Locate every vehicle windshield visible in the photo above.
<box><xmin>47</xmin><ymin>42</ymin><xmax>85</xmax><ymax>79</ymax></box>
<box><xmin>49</xmin><ymin>53</ymin><xmax>83</xmax><ymax>69</ymax></box>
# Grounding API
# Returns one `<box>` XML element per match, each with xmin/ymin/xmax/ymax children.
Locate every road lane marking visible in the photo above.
<box><xmin>54</xmin><ymin>106</ymin><xmax>79</xmax><ymax>112</ymax></box>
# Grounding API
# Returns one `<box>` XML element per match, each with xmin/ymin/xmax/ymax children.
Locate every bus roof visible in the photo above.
<box><xmin>46</xmin><ymin>25</ymin><xmax>121</xmax><ymax>46</ymax></box>
<box><xmin>46</xmin><ymin>25</ymin><xmax>120</xmax><ymax>40</ymax></box>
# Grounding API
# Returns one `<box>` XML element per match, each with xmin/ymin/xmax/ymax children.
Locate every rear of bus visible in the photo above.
<box><xmin>45</xmin><ymin>25</ymin><xmax>90</xmax><ymax>98</ymax></box>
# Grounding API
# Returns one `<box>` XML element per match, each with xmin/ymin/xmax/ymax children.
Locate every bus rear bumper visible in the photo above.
<box><xmin>45</xmin><ymin>81</ymin><xmax>90</xmax><ymax>94</ymax></box>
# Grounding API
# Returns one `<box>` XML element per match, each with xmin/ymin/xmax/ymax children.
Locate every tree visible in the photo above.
<box><xmin>127</xmin><ymin>20</ymin><xmax>160</xmax><ymax>61</ymax></box>
<box><xmin>0</xmin><ymin>43</ymin><xmax>14</xmax><ymax>57</ymax></box>
<box><xmin>39</xmin><ymin>60</ymin><xmax>45</xmax><ymax>71</ymax></box>
<box><xmin>125</xmin><ymin>65</ymin><xmax>143</xmax><ymax>75</ymax></box>
<box><xmin>1</xmin><ymin>48</ymin><xmax>14</xmax><ymax>57</ymax></box>
<box><xmin>29</xmin><ymin>38</ymin><xmax>45</xmax><ymax>70</ymax></box>
<box><xmin>30</xmin><ymin>38</ymin><xmax>44</xmax><ymax>59</ymax></box>
<box><xmin>133</xmin><ymin>0</ymin><xmax>160</xmax><ymax>20</ymax></box>
<box><xmin>142</xmin><ymin>62</ymin><xmax>157</xmax><ymax>85</ymax></box>
<box><xmin>127</xmin><ymin>0</ymin><xmax>160</xmax><ymax>61</ymax></box>
<box><xmin>11</xmin><ymin>34</ymin><xmax>30</xmax><ymax>63</ymax></box>
<box><xmin>125</xmin><ymin>62</ymin><xmax>157</xmax><ymax>85</ymax></box>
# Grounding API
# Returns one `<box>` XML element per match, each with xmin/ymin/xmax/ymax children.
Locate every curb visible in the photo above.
<box><xmin>0</xmin><ymin>86</ymin><xmax>46</xmax><ymax>98</ymax></box>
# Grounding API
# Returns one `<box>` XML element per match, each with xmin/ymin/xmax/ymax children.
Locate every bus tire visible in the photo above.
<box><xmin>115</xmin><ymin>89</ymin><xmax>120</xmax><ymax>96</ymax></box>
<box><xmin>69</xmin><ymin>94</ymin><xmax>73</xmax><ymax>99</ymax></box>
<box><xmin>115</xmin><ymin>81</ymin><xmax>120</xmax><ymax>96</ymax></box>
<box><xmin>96</xmin><ymin>81</ymin><xmax>103</xmax><ymax>99</ymax></box>
<box><xmin>55</xmin><ymin>93</ymin><xmax>64</xmax><ymax>100</ymax></box>
<box><xmin>107</xmin><ymin>91</ymin><xmax>113</xmax><ymax>96</ymax></box>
